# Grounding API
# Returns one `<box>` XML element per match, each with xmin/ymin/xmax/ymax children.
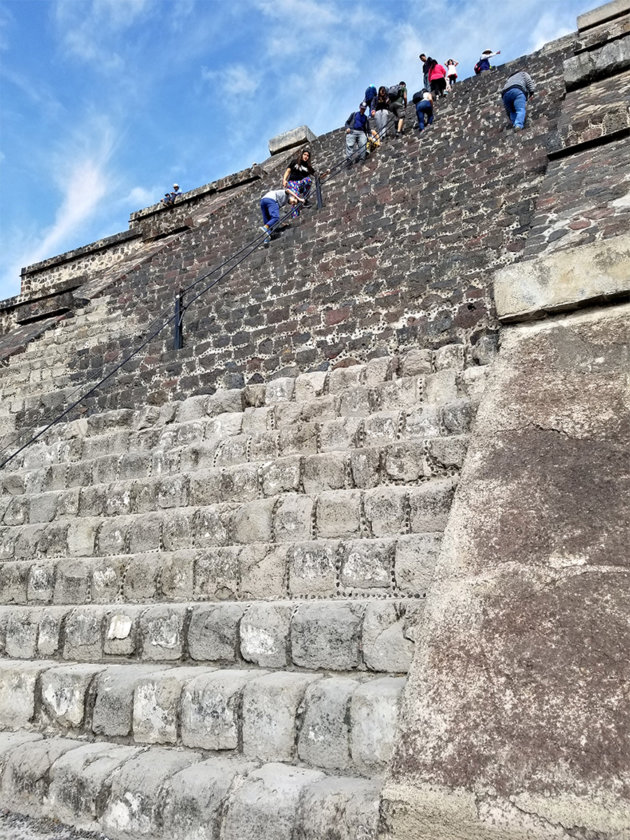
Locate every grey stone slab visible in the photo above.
<box><xmin>350</xmin><ymin>447</ymin><xmax>382</xmax><ymax>489</ymax></box>
<box><xmin>37</xmin><ymin>608</ymin><xmax>65</xmax><ymax>657</ymax></box>
<box><xmin>92</xmin><ymin>664</ymin><xmax>164</xmax><ymax>738</ymax></box>
<box><xmin>274</xmin><ymin>494</ymin><xmax>314</xmax><ymax>542</ymax></box>
<box><xmin>408</xmin><ymin>479</ymin><xmax>456</xmax><ymax>532</ymax></box>
<box><xmin>428</xmin><ymin>435</ymin><xmax>468</xmax><ymax>469</ymax></box>
<box><xmin>287</xmin><ymin>541</ymin><xmax>339</xmax><ymax>597</ymax></box>
<box><xmin>302</xmin><ymin>453</ymin><xmax>347</xmax><ymax>494</ymax></box>
<box><xmin>91</xmin><ymin>556</ymin><xmax>126</xmax><ymax>603</ymax></box>
<box><xmin>40</xmin><ymin>663</ymin><xmax>106</xmax><ymax>729</ymax></box>
<box><xmin>96</xmin><ymin>518</ymin><xmax>128</xmax><ymax>556</ymax></box>
<box><xmin>363</xmin><ymin>487</ymin><xmax>407</xmax><ymax>537</ymax></box>
<box><xmin>318</xmin><ymin>417</ymin><xmax>362</xmax><ymax>452</ymax></box>
<box><xmin>297</xmin><ymin>677</ymin><xmax>357</xmax><ymax>771</ymax></box>
<box><xmin>260</xmin><ymin>456</ymin><xmax>301</xmax><ymax>496</ymax></box>
<box><xmin>53</xmin><ymin>559</ymin><xmax>92</xmax><ymax>605</ymax></box>
<box><xmin>188</xmin><ymin>602</ymin><xmax>247</xmax><ymax>662</ymax></box>
<box><xmin>340</xmin><ymin>539</ymin><xmax>394</xmax><ymax>592</ymax></box>
<box><xmin>240</xmin><ymin>543</ymin><xmax>287</xmax><ymax>600</ymax></box>
<box><xmin>5</xmin><ymin>610</ymin><xmax>38</xmax><ymax>658</ymax></box>
<box><xmin>394</xmin><ymin>533</ymin><xmax>442</xmax><ymax>594</ymax></box>
<box><xmin>317</xmin><ymin>490</ymin><xmax>361</xmax><ymax>538</ymax></box>
<box><xmin>268</xmin><ymin>124</ymin><xmax>317</xmax><ymax>154</ymax></box>
<box><xmin>46</xmin><ymin>741</ymin><xmax>141</xmax><ymax>832</ymax></box>
<box><xmin>104</xmin><ymin>606</ymin><xmax>144</xmax><ymax>656</ymax></box>
<box><xmin>102</xmin><ymin>747</ymin><xmax>201</xmax><ymax>837</ymax></box>
<box><xmin>0</xmin><ymin>660</ymin><xmax>52</xmax><ymax>727</ymax></box>
<box><xmin>0</xmin><ymin>561</ymin><xmax>30</xmax><ymax>603</ymax></box>
<box><xmin>578</xmin><ymin>0</ymin><xmax>630</xmax><ymax>31</ymax></box>
<box><xmin>62</xmin><ymin>607</ymin><xmax>103</xmax><ymax>661</ymax></box>
<box><xmin>140</xmin><ymin>605</ymin><xmax>187</xmax><ymax>661</ymax></box>
<box><xmin>350</xmin><ymin>677</ymin><xmax>405</xmax><ymax>774</ymax></box>
<box><xmin>122</xmin><ymin>553</ymin><xmax>160</xmax><ymax>601</ymax></box>
<box><xmin>242</xmin><ymin>671</ymin><xmax>320</xmax><ymax>762</ymax></box>
<box><xmin>194</xmin><ymin>546</ymin><xmax>240</xmax><ymax>600</ymax></box>
<box><xmin>565</xmin><ymin>32</ymin><xmax>630</xmax><ymax>88</ymax></box>
<box><xmin>0</xmin><ymin>736</ymin><xmax>83</xmax><ymax>817</ymax></box>
<box><xmin>339</xmin><ymin>386</ymin><xmax>372</xmax><ymax>417</ymax></box>
<box><xmin>362</xmin><ymin>601</ymin><xmax>422</xmax><ymax>673</ymax></box>
<box><xmin>495</xmin><ymin>233</ymin><xmax>630</xmax><ymax>320</ymax></box>
<box><xmin>294</xmin><ymin>371</ymin><xmax>327</xmax><ymax>400</ymax></box>
<box><xmin>362</xmin><ymin>411</ymin><xmax>400</xmax><ymax>444</ymax></box>
<box><xmin>232</xmin><ymin>498</ymin><xmax>276</xmax><ymax>544</ymax></box>
<box><xmin>160</xmin><ymin>756</ymin><xmax>256</xmax><ymax>840</ymax></box>
<box><xmin>291</xmin><ymin>602</ymin><xmax>364</xmax><ymax>671</ymax></box>
<box><xmin>159</xmin><ymin>550</ymin><xmax>194</xmax><ymax>600</ymax></box>
<box><xmin>181</xmin><ymin>669</ymin><xmax>258</xmax><ymax>750</ymax></box>
<box><xmin>161</xmin><ymin>510</ymin><xmax>195</xmax><ymax>550</ymax></box>
<box><xmin>424</xmin><ymin>369</ymin><xmax>458</xmax><ymax>406</ymax></box>
<box><xmin>132</xmin><ymin>667</ymin><xmax>201</xmax><ymax>744</ymax></box>
<box><xmin>383</xmin><ymin>442</ymin><xmax>429</xmax><ymax>482</ymax></box>
<box><xmin>294</xmin><ymin>776</ymin><xmax>381</xmax><ymax>840</ymax></box>
<box><xmin>66</xmin><ymin>519</ymin><xmax>98</xmax><ymax>556</ymax></box>
<box><xmin>222</xmin><ymin>762</ymin><xmax>324</xmax><ymax>840</ymax></box>
<box><xmin>400</xmin><ymin>348</ymin><xmax>432</xmax><ymax>376</ymax></box>
<box><xmin>240</xmin><ymin>602</ymin><xmax>293</xmax><ymax>668</ymax></box>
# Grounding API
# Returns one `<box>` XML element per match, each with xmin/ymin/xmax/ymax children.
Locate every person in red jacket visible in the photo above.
<box><xmin>427</xmin><ymin>58</ymin><xmax>447</xmax><ymax>98</ymax></box>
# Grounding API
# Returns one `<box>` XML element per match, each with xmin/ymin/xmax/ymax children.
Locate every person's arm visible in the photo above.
<box><xmin>345</xmin><ymin>113</ymin><xmax>354</xmax><ymax>132</ymax></box>
<box><xmin>525</xmin><ymin>73</ymin><xmax>536</xmax><ymax>97</ymax></box>
<box><xmin>282</xmin><ymin>166</ymin><xmax>291</xmax><ymax>187</ymax></box>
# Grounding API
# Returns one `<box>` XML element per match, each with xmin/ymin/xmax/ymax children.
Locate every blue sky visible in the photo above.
<box><xmin>0</xmin><ymin>0</ymin><xmax>590</xmax><ymax>301</ymax></box>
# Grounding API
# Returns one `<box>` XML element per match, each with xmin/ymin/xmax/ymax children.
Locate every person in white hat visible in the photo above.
<box><xmin>161</xmin><ymin>183</ymin><xmax>181</xmax><ymax>207</ymax></box>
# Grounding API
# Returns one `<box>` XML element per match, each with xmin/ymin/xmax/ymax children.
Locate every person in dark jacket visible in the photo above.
<box><xmin>501</xmin><ymin>69</ymin><xmax>535</xmax><ymax>130</ymax></box>
<box><xmin>345</xmin><ymin>101</ymin><xmax>371</xmax><ymax>163</ymax></box>
<box><xmin>372</xmin><ymin>86</ymin><xmax>391</xmax><ymax>138</ymax></box>
<box><xmin>419</xmin><ymin>53</ymin><xmax>430</xmax><ymax>89</ymax></box>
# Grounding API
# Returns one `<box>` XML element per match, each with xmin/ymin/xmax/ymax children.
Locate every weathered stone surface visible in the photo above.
<box><xmin>92</xmin><ymin>664</ymin><xmax>162</xmax><ymax>737</ymax></box>
<box><xmin>0</xmin><ymin>661</ymin><xmax>51</xmax><ymax>726</ymax></box>
<box><xmin>578</xmin><ymin>0</ymin><xmax>630</xmax><ymax>31</ymax></box>
<box><xmin>133</xmin><ymin>667</ymin><xmax>200</xmax><ymax>744</ymax></box>
<box><xmin>297</xmin><ymin>677</ymin><xmax>357</xmax><ymax>771</ymax></box>
<box><xmin>240</xmin><ymin>602</ymin><xmax>293</xmax><ymax>667</ymax></box>
<box><xmin>188</xmin><ymin>602</ymin><xmax>246</xmax><ymax>662</ymax></box>
<box><xmin>295</xmin><ymin>776</ymin><xmax>381</xmax><ymax>840</ymax></box>
<box><xmin>287</xmin><ymin>541</ymin><xmax>339</xmax><ymax>597</ymax></box>
<box><xmin>362</xmin><ymin>601</ymin><xmax>420</xmax><ymax>672</ymax></box>
<box><xmin>139</xmin><ymin>605</ymin><xmax>186</xmax><ymax>661</ymax></box>
<box><xmin>317</xmin><ymin>490</ymin><xmax>361</xmax><ymax>538</ymax></box>
<box><xmin>495</xmin><ymin>232</ymin><xmax>630</xmax><ymax>321</ymax></box>
<box><xmin>40</xmin><ymin>663</ymin><xmax>105</xmax><ymax>728</ymax></box>
<box><xmin>291</xmin><ymin>602</ymin><xmax>364</xmax><ymax>670</ymax></box>
<box><xmin>350</xmin><ymin>677</ymin><xmax>405</xmax><ymax>775</ymax></box>
<box><xmin>181</xmin><ymin>669</ymin><xmax>257</xmax><ymax>750</ymax></box>
<box><xmin>268</xmin><ymin>124</ymin><xmax>317</xmax><ymax>155</ymax></box>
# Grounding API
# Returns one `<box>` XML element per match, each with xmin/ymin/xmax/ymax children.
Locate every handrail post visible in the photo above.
<box><xmin>174</xmin><ymin>290</ymin><xmax>184</xmax><ymax>350</ymax></box>
<box><xmin>315</xmin><ymin>175</ymin><xmax>324</xmax><ymax>210</ymax></box>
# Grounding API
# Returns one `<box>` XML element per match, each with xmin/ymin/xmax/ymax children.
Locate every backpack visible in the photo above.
<box><xmin>412</xmin><ymin>89</ymin><xmax>426</xmax><ymax>105</ymax></box>
<box><xmin>474</xmin><ymin>61</ymin><xmax>482</xmax><ymax>75</ymax></box>
<box><xmin>364</xmin><ymin>85</ymin><xmax>377</xmax><ymax>104</ymax></box>
<box><xmin>387</xmin><ymin>84</ymin><xmax>402</xmax><ymax>100</ymax></box>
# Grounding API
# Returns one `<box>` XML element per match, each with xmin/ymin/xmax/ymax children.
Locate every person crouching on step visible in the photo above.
<box><xmin>259</xmin><ymin>187</ymin><xmax>304</xmax><ymax>243</ymax></box>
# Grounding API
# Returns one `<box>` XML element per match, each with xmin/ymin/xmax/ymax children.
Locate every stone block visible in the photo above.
<box><xmin>302</xmin><ymin>452</ymin><xmax>347</xmax><ymax>494</ymax></box>
<box><xmin>28</xmin><ymin>491</ymin><xmax>57</xmax><ymax>523</ymax></box>
<box><xmin>104</xmin><ymin>607</ymin><xmax>143</xmax><ymax>656</ymax></box>
<box><xmin>378</xmin><ymin>377</ymin><xmax>422</xmax><ymax>410</ymax></box>
<box><xmin>161</xmin><ymin>510</ymin><xmax>195</xmax><ymax>550</ymax></box>
<box><xmin>188</xmin><ymin>603</ymin><xmax>247</xmax><ymax>662</ymax></box>
<box><xmin>517</xmin><ymin>220</ymin><xmax>630</xmax><ymax>313</ymax></box>
<box><xmin>441</xmin><ymin>400</ymin><xmax>475</xmax><ymax>435</ymax></box>
<box><xmin>63</xmin><ymin>607</ymin><xmax>104</xmax><ymax>660</ymax></box>
<box><xmin>242</xmin><ymin>671</ymin><xmax>320</xmax><ymax>762</ymax></box>
<box><xmin>38</xmin><ymin>608</ymin><xmax>64</xmax><ymax>657</ymax></box>
<box><xmin>92</xmin><ymin>556</ymin><xmax>126</xmax><ymax>603</ymax></box>
<box><xmin>0</xmin><ymin>736</ymin><xmax>83</xmax><ymax>817</ymax></box>
<box><xmin>268</xmin><ymin>124</ymin><xmax>317</xmax><ymax>154</ymax></box>
<box><xmin>104</xmin><ymin>482</ymin><xmax>134</xmax><ymax>516</ymax></box>
<box><xmin>564</xmin><ymin>33</ymin><xmax>630</xmax><ymax>89</ymax></box>
<box><xmin>265</xmin><ymin>376</ymin><xmax>295</xmax><ymax>403</ymax></box>
<box><xmin>350</xmin><ymin>447</ymin><xmax>381</xmax><ymax>489</ymax></box>
<box><xmin>14</xmin><ymin>525</ymin><xmax>45</xmax><ymax>562</ymax></box>
<box><xmin>400</xmin><ymin>348</ymin><xmax>432</xmax><ymax>376</ymax></box>
<box><xmin>339</xmin><ymin>386</ymin><xmax>372</xmax><ymax>417</ymax></box>
<box><xmin>214</xmin><ymin>435</ymin><xmax>248</xmax><ymax>467</ymax></box>
<box><xmin>240</xmin><ymin>544</ymin><xmax>287</xmax><ymax>599</ymax></box>
<box><xmin>278</xmin><ymin>422</ymin><xmax>318</xmax><ymax>456</ymax></box>
<box><xmin>46</xmin><ymin>742</ymin><xmax>140</xmax><ymax>831</ymax></box>
<box><xmin>242</xmin><ymin>405</ymin><xmax>272</xmax><ymax>434</ymax></box>
<box><xmin>261</xmin><ymin>456</ymin><xmax>301</xmax><ymax>496</ymax></box>
<box><xmin>408</xmin><ymin>479</ymin><xmax>456</xmax><ymax>532</ymax></box>
<box><xmin>194</xmin><ymin>546</ymin><xmax>240</xmax><ymax>600</ymax></box>
<box><xmin>232</xmin><ymin>497</ymin><xmax>275</xmax><ymax>543</ymax></box>
<box><xmin>383</xmin><ymin>442</ymin><xmax>428</xmax><ymax>482</ymax></box>
<box><xmin>362</xmin><ymin>601</ymin><xmax>422</xmax><ymax>672</ymax></box>
<box><xmin>424</xmin><ymin>369</ymin><xmax>458</xmax><ymax>406</ymax></box>
<box><xmin>127</xmin><ymin>514</ymin><xmax>161</xmax><ymax>553</ymax></box>
<box><xmin>0</xmin><ymin>660</ymin><xmax>49</xmax><ymax>726</ymax></box>
<box><xmin>317</xmin><ymin>490</ymin><xmax>361</xmax><ymax>538</ymax></box>
<box><xmin>287</xmin><ymin>541</ymin><xmax>339</xmax><ymax>597</ymax></box>
<box><xmin>240</xmin><ymin>602</ymin><xmax>293</xmax><ymax>667</ymax></box>
<box><xmin>205</xmin><ymin>389</ymin><xmax>243</xmax><ymax>417</ymax></box>
<box><xmin>297</xmin><ymin>677</ymin><xmax>357</xmax><ymax>770</ymax></box>
<box><xmin>350</xmin><ymin>677</ymin><xmax>405</xmax><ymax>774</ymax></box>
<box><xmin>340</xmin><ymin>539</ymin><xmax>394</xmax><ymax>591</ymax></box>
<box><xmin>97</xmin><ymin>518</ymin><xmax>128</xmax><ymax>555</ymax></box>
<box><xmin>41</xmin><ymin>663</ymin><xmax>105</xmax><ymax>728</ymax></box>
<box><xmin>93</xmin><ymin>664</ymin><xmax>162</xmax><ymax>737</ymax></box>
<box><xmin>103</xmin><ymin>747</ymin><xmax>201</xmax><ymax>837</ymax></box>
<box><xmin>362</xmin><ymin>410</ymin><xmax>399</xmax><ymax>444</ymax></box>
<box><xmin>0</xmin><ymin>561</ymin><xmax>30</xmax><ymax>603</ymax></box>
<box><xmin>291</xmin><ymin>602</ymin><xmax>364</xmax><ymax>670</ymax></box>
<box><xmin>140</xmin><ymin>605</ymin><xmax>187</xmax><ymax>661</ymax></box>
<box><xmin>3</xmin><ymin>495</ymin><xmax>29</xmax><ymax>525</ymax></box>
<box><xmin>428</xmin><ymin>435</ymin><xmax>468</xmax><ymax>469</ymax></box>
<box><xmin>133</xmin><ymin>667</ymin><xmax>200</xmax><ymax>744</ymax></box>
<box><xmin>160</xmin><ymin>756</ymin><xmax>256</xmax><ymax>840</ymax></box>
<box><xmin>123</xmin><ymin>553</ymin><xmax>160</xmax><ymax>601</ymax></box>
<box><xmin>294</xmin><ymin>776</ymin><xmax>381</xmax><ymax>840</ymax></box>
<box><xmin>294</xmin><ymin>370</ymin><xmax>327</xmax><ymax>400</ymax></box>
<box><xmin>274</xmin><ymin>494</ymin><xmax>314</xmax><ymax>542</ymax></box>
<box><xmin>67</xmin><ymin>518</ymin><xmax>98</xmax><ymax>556</ymax></box>
<box><xmin>5</xmin><ymin>610</ymin><xmax>38</xmax><ymax>658</ymax></box>
<box><xmin>394</xmin><ymin>533</ymin><xmax>442</xmax><ymax>594</ymax></box>
<box><xmin>175</xmin><ymin>394</ymin><xmax>210</xmax><ymax>423</ymax></box>
<box><xmin>131</xmin><ymin>479</ymin><xmax>158</xmax><ymax>514</ymax></box>
<box><xmin>78</xmin><ymin>486</ymin><xmax>106</xmax><ymax>517</ymax></box>
<box><xmin>53</xmin><ymin>558</ymin><xmax>92</xmax><ymax>604</ymax></box>
<box><xmin>365</xmin><ymin>355</ymin><xmax>398</xmax><ymax>386</ymax></box>
<box><xmin>27</xmin><ymin>563</ymin><xmax>55</xmax><ymax>603</ymax></box>
<box><xmin>181</xmin><ymin>669</ymin><xmax>259</xmax><ymax>750</ymax></box>
<box><xmin>364</xmin><ymin>486</ymin><xmax>407</xmax><ymax>536</ymax></box>
<box><xmin>37</xmin><ymin>522</ymin><xmax>69</xmax><ymax>558</ymax></box>
<box><xmin>318</xmin><ymin>417</ymin><xmax>362</xmax><ymax>452</ymax></box>
<box><xmin>434</xmin><ymin>343</ymin><xmax>465</xmax><ymax>372</ymax></box>
<box><xmin>160</xmin><ymin>550</ymin><xmax>194</xmax><ymax>600</ymax></box>
<box><xmin>221</xmin><ymin>762</ymin><xmax>324</xmax><ymax>840</ymax></box>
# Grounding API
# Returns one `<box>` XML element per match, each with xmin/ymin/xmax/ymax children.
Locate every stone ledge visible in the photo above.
<box><xmin>564</xmin><ymin>32</ymin><xmax>630</xmax><ymax>88</ymax></box>
<box><xmin>268</xmin><ymin>126</ymin><xmax>317</xmax><ymax>156</ymax></box>
<box><xmin>578</xmin><ymin>0</ymin><xmax>630</xmax><ymax>32</ymax></box>
<box><xmin>494</xmin><ymin>232</ymin><xmax>630</xmax><ymax>321</ymax></box>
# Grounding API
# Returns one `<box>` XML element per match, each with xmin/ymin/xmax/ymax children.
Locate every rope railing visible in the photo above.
<box><xmin>0</xmin><ymin>112</ymin><xmax>400</xmax><ymax>471</ymax></box>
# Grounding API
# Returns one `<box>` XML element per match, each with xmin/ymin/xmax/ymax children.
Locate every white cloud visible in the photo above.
<box><xmin>201</xmin><ymin>63</ymin><xmax>259</xmax><ymax>97</ymax></box>
<box><xmin>528</xmin><ymin>11</ymin><xmax>576</xmax><ymax>52</ymax></box>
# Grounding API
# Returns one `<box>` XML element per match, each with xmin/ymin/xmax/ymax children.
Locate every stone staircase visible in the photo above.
<box><xmin>0</xmin><ymin>341</ymin><xmax>489</xmax><ymax>838</ymax></box>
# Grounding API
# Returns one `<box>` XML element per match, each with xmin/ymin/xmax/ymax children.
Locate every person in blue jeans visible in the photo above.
<box><xmin>259</xmin><ymin>188</ymin><xmax>303</xmax><ymax>243</ymax></box>
<box><xmin>345</xmin><ymin>101</ymin><xmax>371</xmax><ymax>163</ymax></box>
<box><xmin>415</xmin><ymin>90</ymin><xmax>434</xmax><ymax>131</ymax></box>
<box><xmin>501</xmin><ymin>69</ymin><xmax>536</xmax><ymax>130</ymax></box>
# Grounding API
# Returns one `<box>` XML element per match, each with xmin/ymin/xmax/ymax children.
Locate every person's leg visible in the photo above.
<box><xmin>358</xmin><ymin>131</ymin><xmax>367</xmax><ymax>160</ymax></box>
<box><xmin>512</xmin><ymin>90</ymin><xmax>527</xmax><ymax>129</ymax></box>
<box><xmin>416</xmin><ymin>102</ymin><xmax>425</xmax><ymax>130</ymax></box>
<box><xmin>261</xmin><ymin>198</ymin><xmax>280</xmax><ymax>229</ymax></box>
<box><xmin>502</xmin><ymin>89</ymin><xmax>517</xmax><ymax>125</ymax></box>
<box><xmin>345</xmin><ymin>130</ymin><xmax>356</xmax><ymax>161</ymax></box>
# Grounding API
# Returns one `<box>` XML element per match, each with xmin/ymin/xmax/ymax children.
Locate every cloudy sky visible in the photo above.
<box><xmin>0</xmin><ymin>0</ymin><xmax>589</xmax><ymax>300</ymax></box>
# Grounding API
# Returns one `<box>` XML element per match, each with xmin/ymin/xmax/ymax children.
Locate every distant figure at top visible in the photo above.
<box><xmin>345</xmin><ymin>101</ymin><xmax>371</xmax><ymax>164</ymax></box>
<box><xmin>427</xmin><ymin>59</ymin><xmax>447</xmax><ymax>98</ymax></box>
<box><xmin>419</xmin><ymin>54</ymin><xmax>430</xmax><ymax>89</ymax></box>
<box><xmin>475</xmin><ymin>49</ymin><xmax>500</xmax><ymax>74</ymax></box>
<box><xmin>364</xmin><ymin>84</ymin><xmax>378</xmax><ymax>114</ymax></box>
<box><xmin>388</xmin><ymin>81</ymin><xmax>408</xmax><ymax>137</ymax></box>
<box><xmin>161</xmin><ymin>184</ymin><xmax>181</xmax><ymax>207</ymax></box>
<box><xmin>445</xmin><ymin>58</ymin><xmax>459</xmax><ymax>89</ymax></box>
<box><xmin>501</xmin><ymin>69</ymin><xmax>536</xmax><ymax>131</ymax></box>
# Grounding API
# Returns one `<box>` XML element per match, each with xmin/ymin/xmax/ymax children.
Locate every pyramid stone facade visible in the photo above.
<box><xmin>0</xmin><ymin>2</ymin><xmax>628</xmax><ymax>838</ymax></box>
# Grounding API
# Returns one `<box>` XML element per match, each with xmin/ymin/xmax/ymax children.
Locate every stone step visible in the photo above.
<box><xmin>0</xmin><ymin>731</ymin><xmax>381</xmax><ymax>840</ymax></box>
<box><xmin>0</xmin><ymin>658</ymin><xmax>404</xmax><ymax>777</ymax></box>
<box><xmin>0</xmin><ymin>598</ymin><xmax>422</xmax><ymax>672</ymax></box>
